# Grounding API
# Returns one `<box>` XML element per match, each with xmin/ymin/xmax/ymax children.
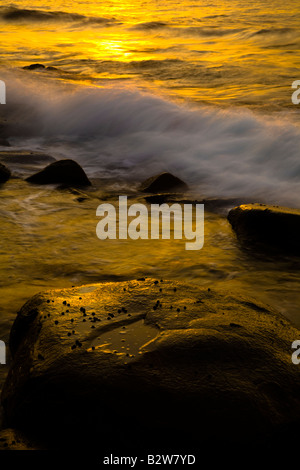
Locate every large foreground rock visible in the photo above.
<box><xmin>228</xmin><ymin>203</ymin><xmax>300</xmax><ymax>254</ymax></box>
<box><xmin>140</xmin><ymin>172</ymin><xmax>188</xmax><ymax>193</ymax></box>
<box><xmin>26</xmin><ymin>159</ymin><xmax>91</xmax><ymax>187</ymax></box>
<box><xmin>2</xmin><ymin>279</ymin><xmax>300</xmax><ymax>451</ymax></box>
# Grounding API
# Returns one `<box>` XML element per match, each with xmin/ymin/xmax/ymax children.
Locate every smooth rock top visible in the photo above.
<box><xmin>2</xmin><ymin>278</ymin><xmax>300</xmax><ymax>450</ymax></box>
<box><xmin>140</xmin><ymin>172</ymin><xmax>188</xmax><ymax>193</ymax></box>
<box><xmin>228</xmin><ymin>203</ymin><xmax>300</xmax><ymax>254</ymax></box>
<box><xmin>26</xmin><ymin>159</ymin><xmax>91</xmax><ymax>187</ymax></box>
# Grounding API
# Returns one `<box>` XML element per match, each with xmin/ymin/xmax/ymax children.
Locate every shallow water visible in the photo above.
<box><xmin>1</xmin><ymin>178</ymin><xmax>300</xmax><ymax>329</ymax></box>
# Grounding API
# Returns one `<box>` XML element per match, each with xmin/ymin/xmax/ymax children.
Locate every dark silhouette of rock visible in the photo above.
<box><xmin>140</xmin><ymin>172</ymin><xmax>188</xmax><ymax>193</ymax></box>
<box><xmin>0</xmin><ymin>163</ymin><xmax>11</xmax><ymax>184</ymax></box>
<box><xmin>2</xmin><ymin>279</ymin><xmax>300</xmax><ymax>452</ymax></box>
<box><xmin>26</xmin><ymin>159</ymin><xmax>91</xmax><ymax>187</ymax></box>
<box><xmin>23</xmin><ymin>63</ymin><xmax>45</xmax><ymax>70</ymax></box>
<box><xmin>22</xmin><ymin>64</ymin><xmax>58</xmax><ymax>72</ymax></box>
<box><xmin>46</xmin><ymin>66</ymin><xmax>58</xmax><ymax>71</ymax></box>
<box><xmin>228</xmin><ymin>203</ymin><xmax>300</xmax><ymax>254</ymax></box>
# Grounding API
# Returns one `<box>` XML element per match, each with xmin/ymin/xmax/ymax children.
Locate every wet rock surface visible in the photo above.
<box><xmin>228</xmin><ymin>203</ymin><xmax>300</xmax><ymax>254</ymax></box>
<box><xmin>140</xmin><ymin>172</ymin><xmax>188</xmax><ymax>193</ymax></box>
<box><xmin>2</xmin><ymin>279</ymin><xmax>300</xmax><ymax>450</ymax></box>
<box><xmin>26</xmin><ymin>159</ymin><xmax>91</xmax><ymax>187</ymax></box>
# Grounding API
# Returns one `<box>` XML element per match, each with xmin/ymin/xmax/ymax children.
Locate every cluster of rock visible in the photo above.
<box><xmin>0</xmin><ymin>151</ymin><xmax>189</xmax><ymax>192</ymax></box>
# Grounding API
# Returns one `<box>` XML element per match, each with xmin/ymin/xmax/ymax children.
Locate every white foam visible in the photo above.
<box><xmin>3</xmin><ymin>73</ymin><xmax>300</xmax><ymax>207</ymax></box>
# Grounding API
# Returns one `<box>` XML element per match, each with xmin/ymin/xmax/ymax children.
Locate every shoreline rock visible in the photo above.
<box><xmin>228</xmin><ymin>203</ymin><xmax>300</xmax><ymax>255</ymax></box>
<box><xmin>26</xmin><ymin>159</ymin><xmax>91</xmax><ymax>187</ymax></box>
<box><xmin>0</xmin><ymin>163</ymin><xmax>11</xmax><ymax>184</ymax></box>
<box><xmin>140</xmin><ymin>172</ymin><xmax>188</xmax><ymax>193</ymax></box>
<box><xmin>2</xmin><ymin>278</ymin><xmax>300</xmax><ymax>450</ymax></box>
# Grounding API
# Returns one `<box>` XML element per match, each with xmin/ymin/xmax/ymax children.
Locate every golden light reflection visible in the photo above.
<box><xmin>1</xmin><ymin>1</ymin><xmax>299</xmax><ymax>107</ymax></box>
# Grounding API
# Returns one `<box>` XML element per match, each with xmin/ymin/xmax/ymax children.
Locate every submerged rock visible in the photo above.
<box><xmin>2</xmin><ymin>279</ymin><xmax>300</xmax><ymax>451</ymax></box>
<box><xmin>228</xmin><ymin>203</ymin><xmax>300</xmax><ymax>254</ymax></box>
<box><xmin>140</xmin><ymin>172</ymin><xmax>188</xmax><ymax>193</ymax></box>
<box><xmin>26</xmin><ymin>159</ymin><xmax>91</xmax><ymax>187</ymax></box>
<box><xmin>0</xmin><ymin>163</ymin><xmax>11</xmax><ymax>184</ymax></box>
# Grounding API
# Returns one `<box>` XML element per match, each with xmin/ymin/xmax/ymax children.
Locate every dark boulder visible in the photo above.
<box><xmin>0</xmin><ymin>163</ymin><xmax>11</xmax><ymax>184</ymax></box>
<box><xmin>26</xmin><ymin>159</ymin><xmax>91</xmax><ymax>187</ymax></box>
<box><xmin>228</xmin><ymin>203</ymin><xmax>300</xmax><ymax>254</ymax></box>
<box><xmin>140</xmin><ymin>172</ymin><xmax>188</xmax><ymax>193</ymax></box>
<box><xmin>46</xmin><ymin>66</ymin><xmax>59</xmax><ymax>72</ymax></box>
<box><xmin>23</xmin><ymin>64</ymin><xmax>45</xmax><ymax>70</ymax></box>
<box><xmin>2</xmin><ymin>278</ymin><xmax>300</xmax><ymax>451</ymax></box>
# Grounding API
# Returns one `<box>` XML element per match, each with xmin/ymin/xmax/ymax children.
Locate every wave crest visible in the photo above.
<box><xmin>2</xmin><ymin>75</ymin><xmax>300</xmax><ymax>207</ymax></box>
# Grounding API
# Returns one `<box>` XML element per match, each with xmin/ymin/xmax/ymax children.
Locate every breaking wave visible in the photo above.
<box><xmin>2</xmin><ymin>74</ymin><xmax>300</xmax><ymax>207</ymax></box>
